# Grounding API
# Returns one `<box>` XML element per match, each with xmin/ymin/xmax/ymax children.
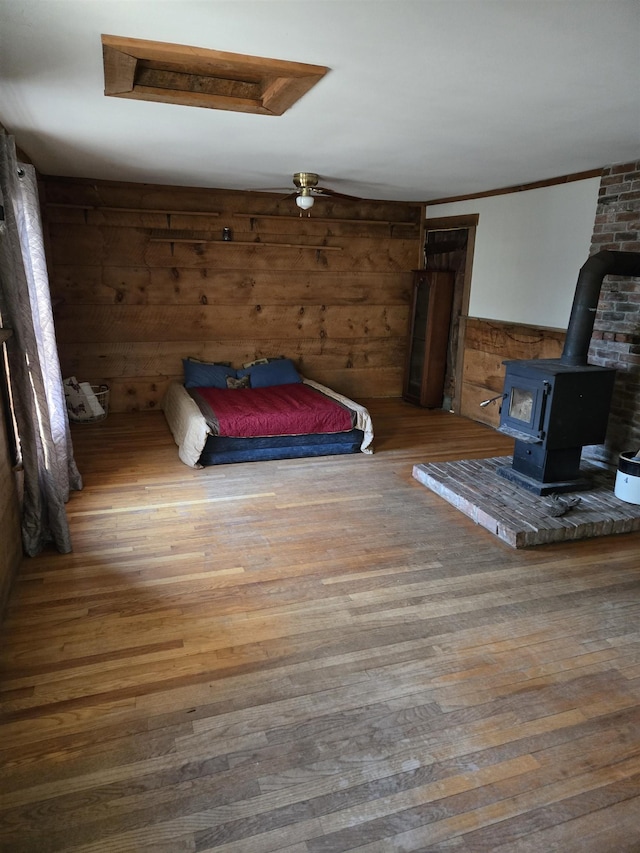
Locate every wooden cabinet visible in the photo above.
<box><xmin>403</xmin><ymin>269</ymin><xmax>455</xmax><ymax>408</ymax></box>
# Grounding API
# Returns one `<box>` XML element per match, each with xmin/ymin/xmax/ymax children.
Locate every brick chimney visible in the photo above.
<box><xmin>587</xmin><ymin>160</ymin><xmax>640</xmax><ymax>463</ymax></box>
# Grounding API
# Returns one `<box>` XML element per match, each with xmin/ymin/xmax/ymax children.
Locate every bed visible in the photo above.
<box><xmin>162</xmin><ymin>358</ymin><xmax>374</xmax><ymax>468</ymax></box>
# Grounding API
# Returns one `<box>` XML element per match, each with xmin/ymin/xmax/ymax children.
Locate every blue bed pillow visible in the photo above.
<box><xmin>239</xmin><ymin>358</ymin><xmax>302</xmax><ymax>388</ymax></box>
<box><xmin>183</xmin><ymin>359</ymin><xmax>237</xmax><ymax>389</ymax></box>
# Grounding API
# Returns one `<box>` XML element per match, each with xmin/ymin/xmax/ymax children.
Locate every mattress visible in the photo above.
<box><xmin>198</xmin><ymin>429</ymin><xmax>365</xmax><ymax>465</ymax></box>
<box><xmin>162</xmin><ymin>378</ymin><xmax>374</xmax><ymax>468</ymax></box>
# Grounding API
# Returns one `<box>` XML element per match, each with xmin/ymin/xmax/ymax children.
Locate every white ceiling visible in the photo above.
<box><xmin>1</xmin><ymin>0</ymin><xmax>639</xmax><ymax>202</ymax></box>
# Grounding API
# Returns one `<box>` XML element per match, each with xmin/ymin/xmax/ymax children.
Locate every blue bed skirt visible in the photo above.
<box><xmin>198</xmin><ymin>429</ymin><xmax>365</xmax><ymax>466</ymax></box>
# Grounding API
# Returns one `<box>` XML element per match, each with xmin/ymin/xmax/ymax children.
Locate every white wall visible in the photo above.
<box><xmin>426</xmin><ymin>177</ymin><xmax>600</xmax><ymax>329</ymax></box>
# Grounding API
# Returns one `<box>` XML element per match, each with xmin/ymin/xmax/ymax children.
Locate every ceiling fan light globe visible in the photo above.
<box><xmin>296</xmin><ymin>193</ymin><xmax>314</xmax><ymax>210</ymax></box>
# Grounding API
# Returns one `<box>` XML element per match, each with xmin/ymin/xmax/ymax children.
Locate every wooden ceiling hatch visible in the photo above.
<box><xmin>101</xmin><ymin>35</ymin><xmax>329</xmax><ymax>115</ymax></box>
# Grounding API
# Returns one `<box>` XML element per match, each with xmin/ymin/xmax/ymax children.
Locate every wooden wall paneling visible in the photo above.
<box><xmin>107</xmin><ymin>378</ymin><xmax>172</xmax><ymax>413</ymax></box>
<box><xmin>49</xmin><ymin>223</ymin><xmax>149</xmax><ymax>267</ymax></box>
<box><xmin>56</xmin><ymin>337</ymin><xmax>407</xmax><ymax>379</ymax></box>
<box><xmin>460</xmin><ymin>318</ymin><xmax>565</xmax><ymax>427</ymax></box>
<box><xmin>44</xmin><ymin>177</ymin><xmax>422</xmax><ymax>410</ymax></box>
<box><xmin>50</xmin><ymin>268</ymin><xmax>413</xmax><ymax>307</ymax></box>
<box><xmin>139</xmin><ymin>241</ymin><xmax>417</xmax><ymax>272</ymax></box>
<box><xmin>463</xmin><ymin>348</ymin><xmax>510</xmax><ymax>394</ymax></box>
<box><xmin>303</xmin><ymin>366</ymin><xmax>402</xmax><ymax>399</ymax></box>
<box><xmin>464</xmin><ymin>319</ymin><xmax>565</xmax><ymax>360</ymax></box>
<box><xmin>52</xmin><ymin>304</ymin><xmax>410</xmax><ymax>344</ymax></box>
<box><xmin>47</xmin><ymin>226</ymin><xmax>417</xmax><ymax>271</ymax></box>
<box><xmin>45</xmin><ymin>207</ymin><xmax>217</xmax><ymax>230</ymax></box>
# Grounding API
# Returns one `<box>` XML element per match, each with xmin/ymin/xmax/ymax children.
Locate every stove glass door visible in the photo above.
<box><xmin>499</xmin><ymin>373</ymin><xmax>549</xmax><ymax>441</ymax></box>
<box><xmin>508</xmin><ymin>387</ymin><xmax>535</xmax><ymax>424</ymax></box>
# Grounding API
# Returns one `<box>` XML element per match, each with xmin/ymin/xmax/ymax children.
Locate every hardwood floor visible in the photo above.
<box><xmin>1</xmin><ymin>398</ymin><xmax>639</xmax><ymax>853</ymax></box>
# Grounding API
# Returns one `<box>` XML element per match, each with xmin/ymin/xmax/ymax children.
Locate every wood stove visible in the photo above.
<box><xmin>498</xmin><ymin>358</ymin><xmax>615</xmax><ymax>493</ymax></box>
<box><xmin>497</xmin><ymin>250</ymin><xmax>640</xmax><ymax>495</ymax></box>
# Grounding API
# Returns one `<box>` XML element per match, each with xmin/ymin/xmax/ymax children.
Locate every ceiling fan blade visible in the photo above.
<box><xmin>315</xmin><ymin>186</ymin><xmax>362</xmax><ymax>201</ymax></box>
<box><xmin>246</xmin><ymin>185</ymin><xmax>293</xmax><ymax>193</ymax></box>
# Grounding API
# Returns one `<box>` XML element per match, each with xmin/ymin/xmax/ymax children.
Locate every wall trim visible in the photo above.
<box><xmin>465</xmin><ymin>315</ymin><xmax>566</xmax><ymax>335</ymax></box>
<box><xmin>426</xmin><ymin>168</ymin><xmax>603</xmax><ymax>207</ymax></box>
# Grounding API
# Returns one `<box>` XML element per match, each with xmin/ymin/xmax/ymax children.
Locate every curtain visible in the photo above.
<box><xmin>0</xmin><ymin>130</ymin><xmax>82</xmax><ymax>556</ymax></box>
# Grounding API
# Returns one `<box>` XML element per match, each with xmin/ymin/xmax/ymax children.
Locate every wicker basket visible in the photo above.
<box><xmin>68</xmin><ymin>384</ymin><xmax>110</xmax><ymax>424</ymax></box>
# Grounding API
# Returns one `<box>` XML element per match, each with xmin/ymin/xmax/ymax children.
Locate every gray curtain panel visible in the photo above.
<box><xmin>0</xmin><ymin>131</ymin><xmax>82</xmax><ymax>556</ymax></box>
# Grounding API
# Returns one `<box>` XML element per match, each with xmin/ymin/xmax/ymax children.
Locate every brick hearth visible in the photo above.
<box><xmin>413</xmin><ymin>456</ymin><xmax>640</xmax><ymax>548</ymax></box>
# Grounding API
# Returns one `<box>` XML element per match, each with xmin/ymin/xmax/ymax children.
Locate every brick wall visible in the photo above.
<box><xmin>588</xmin><ymin>160</ymin><xmax>640</xmax><ymax>462</ymax></box>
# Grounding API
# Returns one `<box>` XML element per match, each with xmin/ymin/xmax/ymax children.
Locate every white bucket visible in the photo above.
<box><xmin>614</xmin><ymin>451</ymin><xmax>640</xmax><ymax>505</ymax></box>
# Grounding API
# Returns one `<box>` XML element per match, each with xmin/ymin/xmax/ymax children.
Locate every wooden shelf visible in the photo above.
<box><xmin>148</xmin><ymin>238</ymin><xmax>342</xmax><ymax>250</ymax></box>
<box><xmin>149</xmin><ymin>238</ymin><xmax>209</xmax><ymax>244</ymax></box>
<box><xmin>233</xmin><ymin>212</ymin><xmax>418</xmax><ymax>226</ymax></box>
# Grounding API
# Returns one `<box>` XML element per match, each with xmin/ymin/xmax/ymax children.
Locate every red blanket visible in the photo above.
<box><xmin>188</xmin><ymin>383</ymin><xmax>356</xmax><ymax>437</ymax></box>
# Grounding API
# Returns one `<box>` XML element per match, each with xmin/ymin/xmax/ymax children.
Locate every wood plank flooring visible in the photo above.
<box><xmin>1</xmin><ymin>398</ymin><xmax>639</xmax><ymax>852</ymax></box>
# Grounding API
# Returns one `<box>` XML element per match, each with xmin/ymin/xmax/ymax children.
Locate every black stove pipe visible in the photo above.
<box><xmin>561</xmin><ymin>249</ymin><xmax>640</xmax><ymax>366</ymax></box>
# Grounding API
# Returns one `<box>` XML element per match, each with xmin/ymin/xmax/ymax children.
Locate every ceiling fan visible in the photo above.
<box><xmin>288</xmin><ymin>172</ymin><xmax>361</xmax><ymax>213</ymax></box>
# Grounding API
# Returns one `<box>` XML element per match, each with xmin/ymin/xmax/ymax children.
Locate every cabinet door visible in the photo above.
<box><xmin>403</xmin><ymin>270</ymin><xmax>455</xmax><ymax>408</ymax></box>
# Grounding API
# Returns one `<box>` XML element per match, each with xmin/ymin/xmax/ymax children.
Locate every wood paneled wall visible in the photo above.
<box><xmin>41</xmin><ymin>177</ymin><xmax>423</xmax><ymax>412</ymax></box>
<box><xmin>460</xmin><ymin>317</ymin><xmax>566</xmax><ymax>427</ymax></box>
<box><xmin>0</xmin><ymin>335</ymin><xmax>22</xmax><ymax>619</ymax></box>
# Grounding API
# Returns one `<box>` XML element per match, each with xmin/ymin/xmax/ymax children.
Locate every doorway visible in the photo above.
<box><xmin>422</xmin><ymin>214</ymin><xmax>478</xmax><ymax>414</ymax></box>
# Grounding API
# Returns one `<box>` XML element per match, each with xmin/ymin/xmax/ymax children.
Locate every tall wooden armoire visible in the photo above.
<box><xmin>403</xmin><ymin>269</ymin><xmax>455</xmax><ymax>408</ymax></box>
